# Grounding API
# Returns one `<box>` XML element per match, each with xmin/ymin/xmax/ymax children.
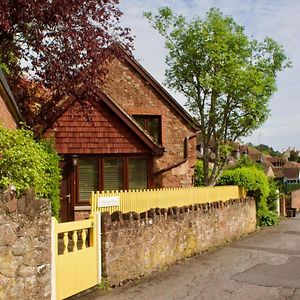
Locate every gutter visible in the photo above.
<box><xmin>154</xmin><ymin>133</ymin><xmax>198</xmax><ymax>175</ymax></box>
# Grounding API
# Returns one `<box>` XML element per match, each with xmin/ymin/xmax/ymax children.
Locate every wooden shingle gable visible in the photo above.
<box><xmin>44</xmin><ymin>90</ymin><xmax>164</xmax><ymax>155</ymax></box>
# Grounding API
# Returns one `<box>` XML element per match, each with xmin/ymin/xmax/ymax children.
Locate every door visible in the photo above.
<box><xmin>59</xmin><ymin>160</ymin><xmax>73</xmax><ymax>222</ymax></box>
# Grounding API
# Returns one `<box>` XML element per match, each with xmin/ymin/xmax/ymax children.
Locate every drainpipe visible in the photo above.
<box><xmin>154</xmin><ymin>133</ymin><xmax>198</xmax><ymax>175</ymax></box>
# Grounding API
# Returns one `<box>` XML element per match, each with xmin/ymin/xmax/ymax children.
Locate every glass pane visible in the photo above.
<box><xmin>129</xmin><ymin>158</ymin><xmax>147</xmax><ymax>190</ymax></box>
<box><xmin>148</xmin><ymin>117</ymin><xmax>161</xmax><ymax>144</ymax></box>
<box><xmin>133</xmin><ymin>116</ymin><xmax>145</xmax><ymax>129</ymax></box>
<box><xmin>133</xmin><ymin>115</ymin><xmax>161</xmax><ymax>144</ymax></box>
<box><xmin>103</xmin><ymin>158</ymin><xmax>123</xmax><ymax>191</ymax></box>
<box><xmin>79</xmin><ymin>159</ymin><xmax>98</xmax><ymax>202</ymax></box>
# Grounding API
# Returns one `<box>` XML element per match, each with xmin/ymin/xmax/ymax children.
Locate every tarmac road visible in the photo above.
<box><xmin>74</xmin><ymin>215</ymin><xmax>300</xmax><ymax>300</ymax></box>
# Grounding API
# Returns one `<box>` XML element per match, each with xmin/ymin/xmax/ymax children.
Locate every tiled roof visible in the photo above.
<box><xmin>273</xmin><ymin>167</ymin><xmax>300</xmax><ymax>179</ymax></box>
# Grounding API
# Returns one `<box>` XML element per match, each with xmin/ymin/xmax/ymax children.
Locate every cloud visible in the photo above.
<box><xmin>119</xmin><ymin>0</ymin><xmax>300</xmax><ymax>151</ymax></box>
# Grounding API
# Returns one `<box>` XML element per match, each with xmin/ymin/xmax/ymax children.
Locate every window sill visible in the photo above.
<box><xmin>74</xmin><ymin>205</ymin><xmax>91</xmax><ymax>211</ymax></box>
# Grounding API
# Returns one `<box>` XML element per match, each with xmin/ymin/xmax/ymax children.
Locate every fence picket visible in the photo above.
<box><xmin>91</xmin><ymin>186</ymin><xmax>244</xmax><ymax>214</ymax></box>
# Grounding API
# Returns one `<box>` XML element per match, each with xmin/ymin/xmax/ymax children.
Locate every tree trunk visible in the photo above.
<box><xmin>203</xmin><ymin>145</ymin><xmax>210</xmax><ymax>186</ymax></box>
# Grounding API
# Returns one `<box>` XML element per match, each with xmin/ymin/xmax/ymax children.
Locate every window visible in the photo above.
<box><xmin>133</xmin><ymin>115</ymin><xmax>161</xmax><ymax>144</ymax></box>
<box><xmin>79</xmin><ymin>159</ymin><xmax>98</xmax><ymax>202</ymax></box>
<box><xmin>77</xmin><ymin>156</ymin><xmax>148</xmax><ymax>202</ymax></box>
<box><xmin>103</xmin><ymin>158</ymin><xmax>123</xmax><ymax>191</ymax></box>
<box><xmin>128</xmin><ymin>158</ymin><xmax>147</xmax><ymax>190</ymax></box>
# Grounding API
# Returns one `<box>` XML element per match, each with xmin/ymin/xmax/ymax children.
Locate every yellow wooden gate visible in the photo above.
<box><xmin>52</xmin><ymin>212</ymin><xmax>101</xmax><ymax>299</ymax></box>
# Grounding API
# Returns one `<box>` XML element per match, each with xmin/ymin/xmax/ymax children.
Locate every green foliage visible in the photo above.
<box><xmin>267</xmin><ymin>178</ymin><xmax>279</xmax><ymax>213</ymax></box>
<box><xmin>145</xmin><ymin>7</ymin><xmax>290</xmax><ymax>186</ymax></box>
<box><xmin>218</xmin><ymin>166</ymin><xmax>279</xmax><ymax>226</ymax></box>
<box><xmin>248</xmin><ymin>143</ymin><xmax>281</xmax><ymax>157</ymax></box>
<box><xmin>0</xmin><ymin>125</ymin><xmax>61</xmax><ymax>218</ymax></box>
<box><xmin>288</xmin><ymin>150</ymin><xmax>300</xmax><ymax>162</ymax></box>
<box><xmin>98</xmin><ymin>278</ymin><xmax>111</xmax><ymax>291</ymax></box>
<box><xmin>0</xmin><ymin>61</ymin><xmax>9</xmax><ymax>75</ymax></box>
<box><xmin>234</xmin><ymin>155</ymin><xmax>259</xmax><ymax>169</ymax></box>
<box><xmin>257</xmin><ymin>207</ymin><xmax>279</xmax><ymax>227</ymax></box>
<box><xmin>194</xmin><ymin>160</ymin><xmax>205</xmax><ymax>186</ymax></box>
<box><xmin>218</xmin><ymin>166</ymin><xmax>270</xmax><ymax>200</ymax></box>
<box><xmin>283</xmin><ymin>183</ymin><xmax>300</xmax><ymax>194</ymax></box>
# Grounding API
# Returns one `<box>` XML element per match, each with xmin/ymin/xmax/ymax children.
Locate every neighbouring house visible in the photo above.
<box><xmin>273</xmin><ymin>167</ymin><xmax>300</xmax><ymax>184</ymax></box>
<box><xmin>0</xmin><ymin>69</ymin><xmax>22</xmax><ymax>128</ymax></box>
<box><xmin>196</xmin><ymin>140</ymin><xmax>275</xmax><ymax>178</ymax></box>
<box><xmin>266</xmin><ymin>156</ymin><xmax>288</xmax><ymax>167</ymax></box>
<box><xmin>38</xmin><ymin>47</ymin><xmax>198</xmax><ymax>221</ymax></box>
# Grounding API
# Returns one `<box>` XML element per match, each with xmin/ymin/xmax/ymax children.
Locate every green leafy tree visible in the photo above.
<box><xmin>0</xmin><ymin>125</ymin><xmax>61</xmax><ymax>218</ymax></box>
<box><xmin>144</xmin><ymin>7</ymin><xmax>290</xmax><ymax>186</ymax></box>
<box><xmin>194</xmin><ymin>160</ymin><xmax>205</xmax><ymax>186</ymax></box>
<box><xmin>288</xmin><ymin>150</ymin><xmax>300</xmax><ymax>162</ymax></box>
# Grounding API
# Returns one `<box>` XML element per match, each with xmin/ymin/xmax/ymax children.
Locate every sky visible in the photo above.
<box><xmin>118</xmin><ymin>0</ymin><xmax>300</xmax><ymax>152</ymax></box>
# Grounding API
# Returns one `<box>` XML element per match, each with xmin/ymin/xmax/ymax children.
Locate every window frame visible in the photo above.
<box><xmin>76</xmin><ymin>155</ymin><xmax>149</xmax><ymax>204</ymax></box>
<box><xmin>133</xmin><ymin>114</ymin><xmax>162</xmax><ymax>145</ymax></box>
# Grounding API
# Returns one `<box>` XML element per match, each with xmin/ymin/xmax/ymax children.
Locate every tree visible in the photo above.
<box><xmin>0</xmin><ymin>0</ymin><xmax>133</xmax><ymax>128</ymax></box>
<box><xmin>144</xmin><ymin>7</ymin><xmax>290</xmax><ymax>186</ymax></box>
<box><xmin>250</xmin><ymin>143</ymin><xmax>281</xmax><ymax>157</ymax></box>
<box><xmin>288</xmin><ymin>149</ymin><xmax>300</xmax><ymax>162</ymax></box>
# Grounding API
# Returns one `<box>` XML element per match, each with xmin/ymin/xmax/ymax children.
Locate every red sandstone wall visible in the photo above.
<box><xmin>291</xmin><ymin>189</ymin><xmax>300</xmax><ymax>209</ymax></box>
<box><xmin>0</xmin><ymin>94</ymin><xmax>17</xmax><ymax>129</ymax></box>
<box><xmin>101</xmin><ymin>197</ymin><xmax>256</xmax><ymax>286</ymax></box>
<box><xmin>102</xmin><ymin>58</ymin><xmax>197</xmax><ymax>188</ymax></box>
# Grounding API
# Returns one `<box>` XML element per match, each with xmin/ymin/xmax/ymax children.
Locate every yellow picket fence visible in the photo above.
<box><xmin>52</xmin><ymin>213</ymin><xmax>101</xmax><ymax>300</ymax></box>
<box><xmin>91</xmin><ymin>185</ymin><xmax>245</xmax><ymax>214</ymax></box>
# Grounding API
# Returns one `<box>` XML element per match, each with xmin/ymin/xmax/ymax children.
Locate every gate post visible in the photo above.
<box><xmin>51</xmin><ymin>217</ymin><xmax>58</xmax><ymax>300</ymax></box>
<box><xmin>95</xmin><ymin>211</ymin><xmax>102</xmax><ymax>283</ymax></box>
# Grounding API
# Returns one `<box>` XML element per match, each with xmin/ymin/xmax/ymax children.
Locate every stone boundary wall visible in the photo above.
<box><xmin>101</xmin><ymin>197</ymin><xmax>256</xmax><ymax>286</ymax></box>
<box><xmin>291</xmin><ymin>189</ymin><xmax>300</xmax><ymax>209</ymax></box>
<box><xmin>0</xmin><ymin>188</ymin><xmax>52</xmax><ymax>299</ymax></box>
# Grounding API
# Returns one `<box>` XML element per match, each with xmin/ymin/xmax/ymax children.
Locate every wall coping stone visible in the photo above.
<box><xmin>101</xmin><ymin>197</ymin><xmax>253</xmax><ymax>231</ymax></box>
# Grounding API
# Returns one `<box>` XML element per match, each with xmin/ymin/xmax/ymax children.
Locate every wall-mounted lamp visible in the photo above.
<box><xmin>72</xmin><ymin>155</ymin><xmax>79</xmax><ymax>168</ymax></box>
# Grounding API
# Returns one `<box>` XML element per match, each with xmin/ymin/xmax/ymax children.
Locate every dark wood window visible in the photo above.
<box><xmin>103</xmin><ymin>158</ymin><xmax>123</xmax><ymax>191</ymax></box>
<box><xmin>78</xmin><ymin>159</ymin><xmax>99</xmax><ymax>202</ymax></box>
<box><xmin>77</xmin><ymin>156</ymin><xmax>148</xmax><ymax>202</ymax></box>
<box><xmin>128</xmin><ymin>158</ymin><xmax>147</xmax><ymax>190</ymax></box>
<box><xmin>133</xmin><ymin>115</ymin><xmax>161</xmax><ymax>144</ymax></box>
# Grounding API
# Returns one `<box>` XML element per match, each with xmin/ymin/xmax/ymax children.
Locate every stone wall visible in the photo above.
<box><xmin>291</xmin><ymin>189</ymin><xmax>300</xmax><ymax>209</ymax></box>
<box><xmin>0</xmin><ymin>94</ymin><xmax>18</xmax><ymax>129</ymax></box>
<box><xmin>103</xmin><ymin>57</ymin><xmax>197</xmax><ymax>188</ymax></box>
<box><xmin>101</xmin><ymin>197</ymin><xmax>256</xmax><ymax>286</ymax></box>
<box><xmin>0</xmin><ymin>188</ymin><xmax>52</xmax><ymax>299</ymax></box>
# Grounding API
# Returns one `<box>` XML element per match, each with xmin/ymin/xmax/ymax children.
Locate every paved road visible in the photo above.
<box><xmin>75</xmin><ymin>215</ymin><xmax>300</xmax><ymax>300</ymax></box>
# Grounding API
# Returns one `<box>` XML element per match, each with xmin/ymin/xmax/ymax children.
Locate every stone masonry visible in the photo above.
<box><xmin>0</xmin><ymin>188</ymin><xmax>52</xmax><ymax>299</ymax></box>
<box><xmin>101</xmin><ymin>197</ymin><xmax>256</xmax><ymax>286</ymax></box>
<box><xmin>102</xmin><ymin>58</ymin><xmax>197</xmax><ymax>188</ymax></box>
<box><xmin>291</xmin><ymin>189</ymin><xmax>300</xmax><ymax>209</ymax></box>
<box><xmin>0</xmin><ymin>94</ymin><xmax>18</xmax><ymax>129</ymax></box>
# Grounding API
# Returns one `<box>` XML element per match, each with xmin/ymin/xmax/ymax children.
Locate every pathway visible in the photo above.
<box><xmin>74</xmin><ymin>215</ymin><xmax>300</xmax><ymax>300</ymax></box>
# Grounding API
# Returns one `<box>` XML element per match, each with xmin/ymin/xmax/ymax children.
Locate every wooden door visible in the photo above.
<box><xmin>59</xmin><ymin>160</ymin><xmax>73</xmax><ymax>222</ymax></box>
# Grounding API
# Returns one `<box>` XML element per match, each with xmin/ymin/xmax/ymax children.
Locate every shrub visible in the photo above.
<box><xmin>0</xmin><ymin>125</ymin><xmax>61</xmax><ymax>218</ymax></box>
<box><xmin>218</xmin><ymin>166</ymin><xmax>279</xmax><ymax>226</ymax></box>
<box><xmin>194</xmin><ymin>160</ymin><xmax>204</xmax><ymax>186</ymax></box>
<box><xmin>257</xmin><ymin>206</ymin><xmax>279</xmax><ymax>226</ymax></box>
<box><xmin>267</xmin><ymin>178</ymin><xmax>279</xmax><ymax>213</ymax></box>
